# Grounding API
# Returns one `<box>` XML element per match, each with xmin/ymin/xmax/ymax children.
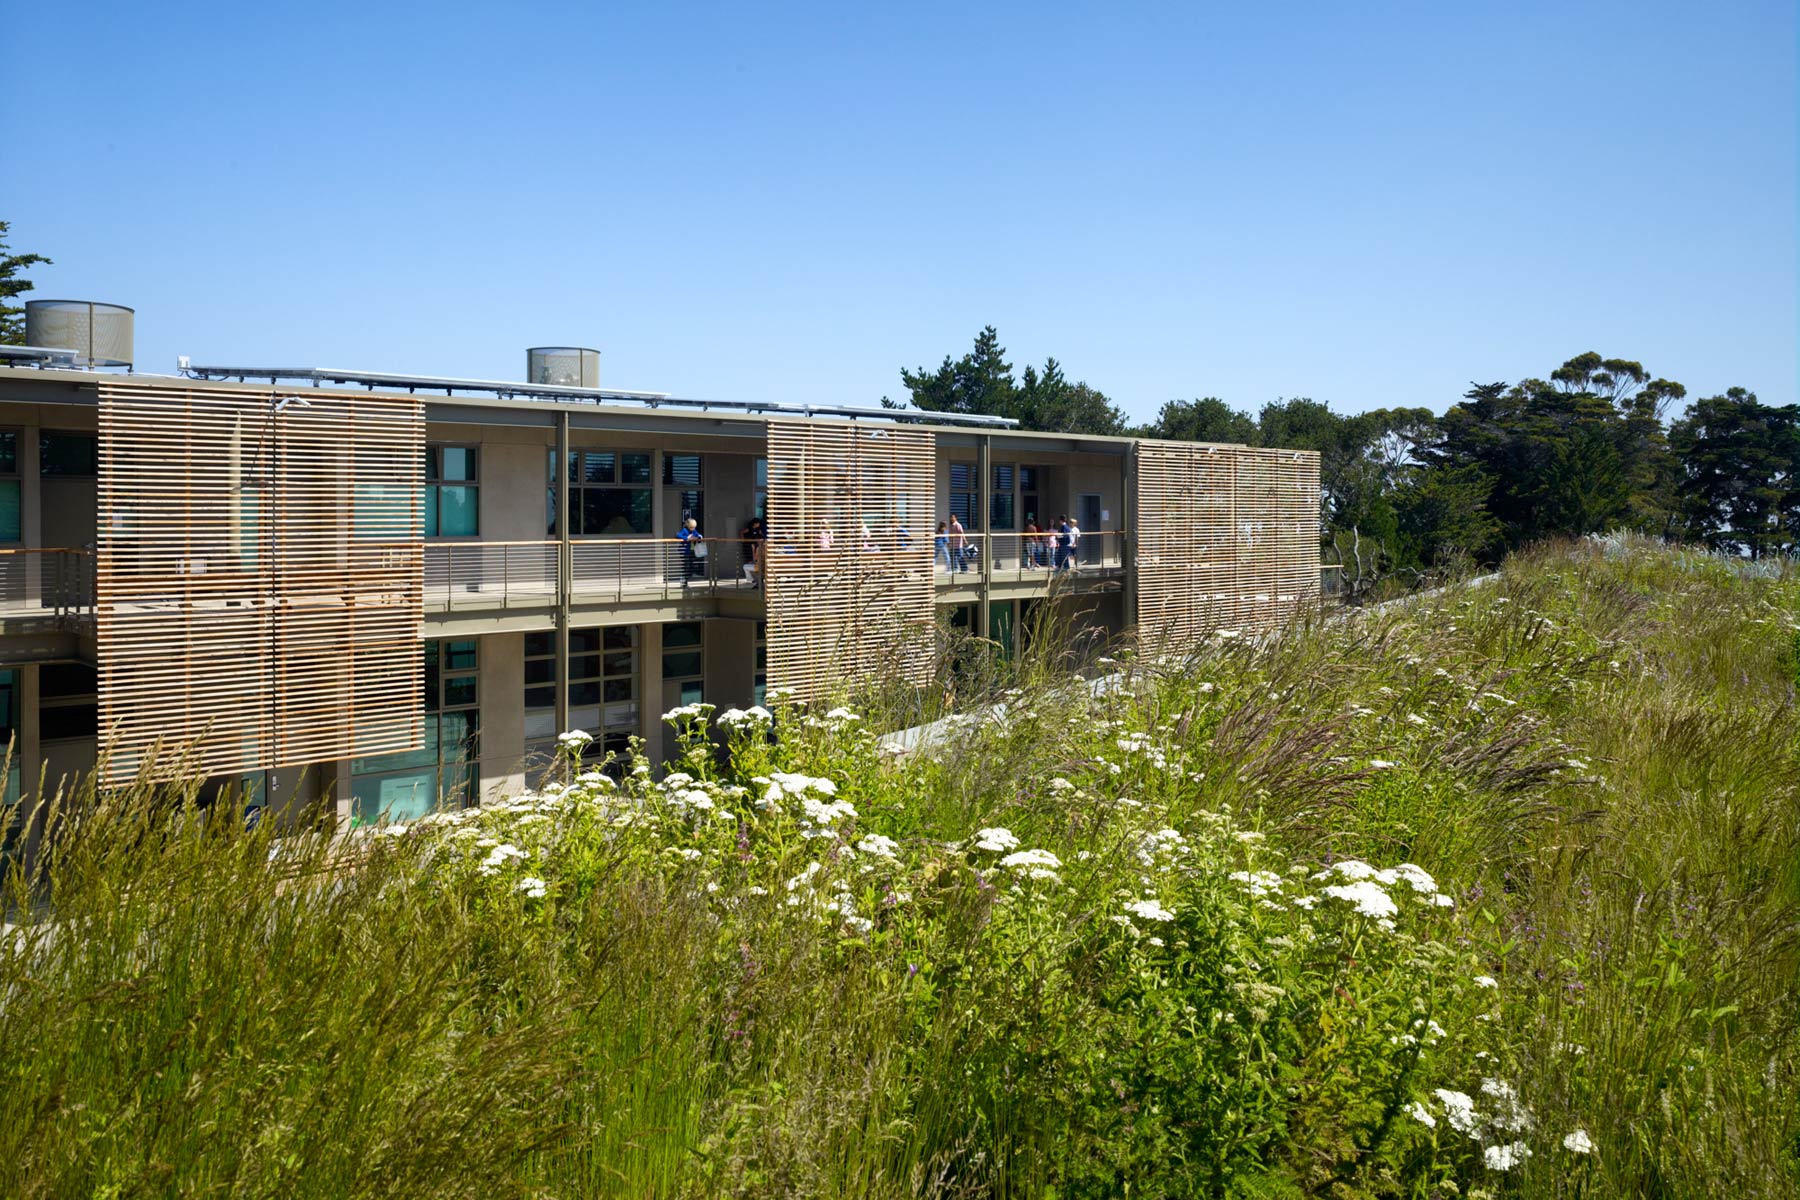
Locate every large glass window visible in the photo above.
<box><xmin>949</xmin><ymin>463</ymin><xmax>979</xmax><ymax>529</ymax></box>
<box><xmin>1019</xmin><ymin>466</ymin><xmax>1042</xmax><ymax>532</ymax></box>
<box><xmin>523</xmin><ymin>626</ymin><xmax>639</xmax><ymax>762</ymax></box>
<box><xmin>0</xmin><ymin>668</ymin><xmax>17</xmax><ymax>805</ymax></box>
<box><xmin>991</xmin><ymin>463</ymin><xmax>1016</xmax><ymax>531</ymax></box>
<box><xmin>664</xmin><ymin>454</ymin><xmax>705</xmax><ymax>531</ymax></box>
<box><xmin>754</xmin><ymin>621</ymin><xmax>767</xmax><ymax>706</ymax></box>
<box><xmin>350</xmin><ymin>640</ymin><xmax>479</xmax><ymax>824</ymax></box>
<box><xmin>662</xmin><ymin>621</ymin><xmax>704</xmax><ymax>706</ymax></box>
<box><xmin>0</xmin><ymin>432</ymin><xmax>18</xmax><ymax>543</ymax></box>
<box><xmin>40</xmin><ymin>432</ymin><xmax>96</xmax><ymax>477</ymax></box>
<box><xmin>556</xmin><ymin>449</ymin><xmax>654</xmax><ymax>536</ymax></box>
<box><xmin>425</xmin><ymin>445</ymin><xmax>480</xmax><ymax>537</ymax></box>
<box><xmin>39</xmin><ymin>662</ymin><xmax>97</xmax><ymax>744</ymax></box>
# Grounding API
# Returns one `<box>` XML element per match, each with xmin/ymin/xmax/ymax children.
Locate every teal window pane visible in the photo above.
<box><xmin>425</xmin><ymin>489</ymin><xmax>439</xmax><ymax>538</ymax></box>
<box><xmin>442</xmin><ymin>676</ymin><xmax>477</xmax><ymax>708</ymax></box>
<box><xmin>435</xmin><ymin>485</ymin><xmax>479</xmax><ymax>536</ymax></box>
<box><xmin>621</xmin><ymin>453</ymin><xmax>652</xmax><ymax>483</ymax></box>
<box><xmin>440</xmin><ymin>447</ymin><xmax>478</xmax><ymax>482</ymax></box>
<box><xmin>583</xmin><ymin>452</ymin><xmax>616</xmax><ymax>483</ymax></box>
<box><xmin>664</xmin><ymin>623</ymin><xmax>702</xmax><ymax>648</ymax></box>
<box><xmin>604</xmin><ymin>626</ymin><xmax>636</xmax><ymax>650</ymax></box>
<box><xmin>443</xmin><ymin>641</ymin><xmax>478</xmax><ymax>671</ymax></box>
<box><xmin>0</xmin><ymin>481</ymin><xmax>21</xmax><ymax>542</ymax></box>
<box><xmin>351</xmin><ymin>769</ymin><xmax>437</xmax><ymax>824</ymax></box>
<box><xmin>0</xmin><ymin>432</ymin><xmax>16</xmax><ymax>474</ymax></box>
<box><xmin>679</xmin><ymin>681</ymin><xmax>704</xmax><ymax>705</ymax></box>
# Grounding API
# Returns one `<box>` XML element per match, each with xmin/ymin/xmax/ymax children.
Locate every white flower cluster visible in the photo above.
<box><xmin>716</xmin><ymin>705</ymin><xmax>773</xmax><ymax>731</ymax></box>
<box><xmin>998</xmin><ymin>847</ymin><xmax>1062</xmax><ymax>883</ymax></box>
<box><xmin>970</xmin><ymin>827</ymin><xmax>1020</xmax><ymax>853</ymax></box>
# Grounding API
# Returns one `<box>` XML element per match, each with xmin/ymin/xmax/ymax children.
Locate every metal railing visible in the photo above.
<box><xmin>0</xmin><ymin>548</ymin><xmax>94</xmax><ymax>621</ymax></box>
<box><xmin>424</xmin><ymin>537</ymin><xmax>767</xmax><ymax>609</ymax></box>
<box><xmin>934</xmin><ymin>531</ymin><xmax>1127</xmax><ymax>583</ymax></box>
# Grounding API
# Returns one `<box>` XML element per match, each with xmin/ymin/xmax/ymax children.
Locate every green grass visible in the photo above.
<box><xmin>0</xmin><ymin>533</ymin><xmax>1793</xmax><ymax>1198</ymax></box>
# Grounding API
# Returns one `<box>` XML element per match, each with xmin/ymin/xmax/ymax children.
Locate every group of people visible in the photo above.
<box><xmin>934</xmin><ymin>514</ymin><xmax>1082</xmax><ymax>573</ymax></box>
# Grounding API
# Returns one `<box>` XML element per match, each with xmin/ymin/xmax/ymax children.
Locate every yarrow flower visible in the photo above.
<box><xmin>999</xmin><ymin>848</ymin><xmax>1063</xmax><ymax>881</ymax></box>
<box><xmin>556</xmin><ymin>730</ymin><xmax>593</xmax><ymax>751</ymax></box>
<box><xmin>1406</xmin><ymin>1101</ymin><xmax>1436</xmax><ymax>1128</ymax></box>
<box><xmin>516</xmin><ymin>876</ymin><xmax>547</xmax><ymax>899</ymax></box>
<box><xmin>1229</xmin><ymin>870</ymin><xmax>1284</xmax><ymax>898</ymax></box>
<box><xmin>1434</xmin><ymin>1088</ymin><xmax>1480</xmax><ymax>1136</ymax></box>
<box><xmin>1321</xmin><ymin>879</ymin><xmax>1399</xmax><ymax>919</ymax></box>
<box><xmin>855</xmin><ymin>833</ymin><xmax>899</xmax><ymax>858</ymax></box>
<box><xmin>1563</xmin><ymin>1128</ymin><xmax>1594</xmax><ymax>1155</ymax></box>
<box><xmin>1473</xmin><ymin>974</ymin><xmax>1499</xmax><ymax>989</ymax></box>
<box><xmin>1124</xmin><ymin>898</ymin><xmax>1175</xmax><ymax>923</ymax></box>
<box><xmin>1484</xmin><ymin>1142</ymin><xmax>1531</xmax><ymax>1171</ymax></box>
<box><xmin>971</xmin><ymin>827</ymin><xmax>1020</xmax><ymax>853</ymax></box>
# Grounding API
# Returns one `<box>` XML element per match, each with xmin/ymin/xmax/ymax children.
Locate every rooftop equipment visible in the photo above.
<box><xmin>178</xmin><ymin>363</ymin><xmax>1020</xmax><ymax>428</ymax></box>
<box><xmin>528</xmin><ymin>346</ymin><xmax>600</xmax><ymax>388</ymax></box>
<box><xmin>25</xmin><ymin>300</ymin><xmax>134</xmax><ymax>368</ymax></box>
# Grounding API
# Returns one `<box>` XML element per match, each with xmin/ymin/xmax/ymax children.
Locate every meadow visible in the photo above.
<box><xmin>0</xmin><ymin>534</ymin><xmax>1793</xmax><ymax>1198</ymax></box>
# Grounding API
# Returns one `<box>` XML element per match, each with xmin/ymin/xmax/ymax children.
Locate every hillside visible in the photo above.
<box><xmin>2</xmin><ymin>535</ymin><xmax>1794</xmax><ymax>1198</ymax></box>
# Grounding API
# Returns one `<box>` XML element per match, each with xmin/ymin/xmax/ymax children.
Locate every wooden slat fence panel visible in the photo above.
<box><xmin>764</xmin><ymin>421</ymin><xmax>936</xmax><ymax>700</ymax></box>
<box><xmin>96</xmin><ymin>382</ymin><xmax>423</xmax><ymax>782</ymax></box>
<box><xmin>1133</xmin><ymin>440</ymin><xmax>1320</xmax><ymax>650</ymax></box>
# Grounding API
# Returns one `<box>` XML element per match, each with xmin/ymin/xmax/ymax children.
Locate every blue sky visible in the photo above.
<box><xmin>6</xmin><ymin>1</ymin><xmax>1794</xmax><ymax>421</ymax></box>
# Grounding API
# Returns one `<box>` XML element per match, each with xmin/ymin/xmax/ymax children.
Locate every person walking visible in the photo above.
<box><xmin>677</xmin><ymin>516</ymin><xmax>706</xmax><ymax>585</ymax></box>
<box><xmin>1023</xmin><ymin>517</ymin><xmax>1042</xmax><ymax>569</ymax></box>
<box><xmin>1064</xmin><ymin>514</ymin><xmax>1082</xmax><ymax>571</ymax></box>
<box><xmin>1052</xmin><ymin>515</ymin><xmax>1070</xmax><ymax>571</ymax></box>
<box><xmin>948</xmin><ymin>514</ymin><xmax>969</xmax><ymax>573</ymax></box>
<box><xmin>935</xmin><ymin>522</ymin><xmax>952</xmax><ymax>572</ymax></box>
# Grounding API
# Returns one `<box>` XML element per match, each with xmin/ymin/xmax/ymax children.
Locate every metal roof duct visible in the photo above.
<box><xmin>25</xmin><ymin>300</ymin><xmax>134</xmax><ymax>368</ymax></box>
<box><xmin>528</xmin><ymin>346</ymin><xmax>600</xmax><ymax>388</ymax></box>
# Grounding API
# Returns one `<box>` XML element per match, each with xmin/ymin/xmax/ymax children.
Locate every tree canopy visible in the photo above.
<box><xmin>890</xmin><ymin>326</ymin><xmax>1128</xmax><ymax>436</ymax></box>
<box><xmin>0</xmin><ymin>221</ymin><xmax>52</xmax><ymax>346</ymax></box>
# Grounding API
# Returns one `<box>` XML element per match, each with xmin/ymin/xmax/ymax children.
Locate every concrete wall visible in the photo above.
<box><xmin>479</xmin><ymin>630</ymin><xmax>527</xmax><ymax>801</ymax></box>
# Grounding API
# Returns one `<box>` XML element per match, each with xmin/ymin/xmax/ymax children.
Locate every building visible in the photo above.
<box><xmin>0</xmin><ymin>319</ymin><xmax>1320</xmax><ymax>826</ymax></box>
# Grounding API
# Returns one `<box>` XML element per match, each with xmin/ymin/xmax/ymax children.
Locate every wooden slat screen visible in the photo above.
<box><xmin>97</xmin><ymin>382</ymin><xmax>424</xmax><ymax>782</ymax></box>
<box><xmin>1133</xmin><ymin>440</ymin><xmax>1320</xmax><ymax>650</ymax></box>
<box><xmin>764</xmin><ymin>420</ymin><xmax>936</xmax><ymax>700</ymax></box>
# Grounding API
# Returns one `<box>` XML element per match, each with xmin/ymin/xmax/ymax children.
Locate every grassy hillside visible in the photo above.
<box><xmin>1</xmin><ymin>535</ymin><xmax>1794</xmax><ymax>1198</ymax></box>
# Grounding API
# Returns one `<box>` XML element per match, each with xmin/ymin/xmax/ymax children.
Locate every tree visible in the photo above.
<box><xmin>1669</xmin><ymin>388</ymin><xmax>1800</xmax><ymax>557</ymax></box>
<box><xmin>1143</xmin><ymin>397</ymin><xmax>1259</xmax><ymax>445</ymax></box>
<box><xmin>0</xmin><ymin>221</ymin><xmax>52</xmax><ymax>346</ymax></box>
<box><xmin>1392</xmin><ymin>462</ymin><xmax>1501</xmax><ymax>567</ymax></box>
<box><xmin>891</xmin><ymin>327</ymin><xmax>1127</xmax><ymax>435</ymax></box>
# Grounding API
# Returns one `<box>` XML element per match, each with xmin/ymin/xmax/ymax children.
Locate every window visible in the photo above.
<box><xmin>350</xmin><ymin>640</ymin><xmax>479</xmax><ymax>823</ymax></box>
<box><xmin>989</xmin><ymin>600</ymin><xmax>1016</xmax><ymax>660</ymax></box>
<box><xmin>664</xmin><ymin>453</ymin><xmax>704</xmax><ymax>531</ymax></box>
<box><xmin>426</xmin><ymin>445</ymin><xmax>480</xmax><ymax>537</ymax></box>
<box><xmin>753</xmin><ymin>621</ymin><xmax>767</xmax><ymax>705</ymax></box>
<box><xmin>755</xmin><ymin>458</ymin><xmax>768</xmax><ymax>520</ymax></box>
<box><xmin>1019</xmin><ymin>465</ymin><xmax>1042</xmax><ymax>532</ymax></box>
<box><xmin>523</xmin><ymin>626</ymin><xmax>639</xmax><ymax>761</ymax></box>
<box><xmin>556</xmin><ymin>449</ymin><xmax>654</xmax><ymax>536</ymax></box>
<box><xmin>0</xmin><ymin>432</ymin><xmax>18</xmax><ymax>542</ymax></box>
<box><xmin>39</xmin><ymin>661</ymin><xmax>97</xmax><ymax>744</ymax></box>
<box><xmin>0</xmin><ymin>668</ymin><xmax>16</xmax><ymax>805</ymax></box>
<box><xmin>949</xmin><ymin>463</ymin><xmax>979</xmax><ymax>529</ymax></box>
<box><xmin>991</xmin><ymin>463</ymin><xmax>1016</xmax><ymax>531</ymax></box>
<box><xmin>662</xmin><ymin>621</ymin><xmax>704</xmax><ymax>705</ymax></box>
<box><xmin>40</xmin><ymin>432</ymin><xmax>96</xmax><ymax>477</ymax></box>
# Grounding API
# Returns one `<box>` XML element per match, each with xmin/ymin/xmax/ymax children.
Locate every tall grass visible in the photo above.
<box><xmin>0</xmin><ymin>534</ymin><xmax>1792</xmax><ymax>1197</ymax></box>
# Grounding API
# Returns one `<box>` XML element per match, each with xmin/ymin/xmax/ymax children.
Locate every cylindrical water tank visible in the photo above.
<box><xmin>25</xmin><ymin>300</ymin><xmax>135</xmax><ymax>368</ymax></box>
<box><xmin>527</xmin><ymin>346</ymin><xmax>600</xmax><ymax>389</ymax></box>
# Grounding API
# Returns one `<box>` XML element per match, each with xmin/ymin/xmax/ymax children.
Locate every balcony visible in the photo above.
<box><xmin>424</xmin><ymin>538</ymin><xmax>764</xmax><ymax>611</ymax></box>
<box><xmin>934</xmin><ymin>531</ymin><xmax>1127</xmax><ymax>587</ymax></box>
<box><xmin>0</xmin><ymin>548</ymin><xmax>95</xmax><ymax>627</ymax></box>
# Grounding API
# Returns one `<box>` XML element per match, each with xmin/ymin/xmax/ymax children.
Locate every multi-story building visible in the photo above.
<box><xmin>0</xmin><ymin>310</ymin><xmax>1320</xmax><ymax>826</ymax></box>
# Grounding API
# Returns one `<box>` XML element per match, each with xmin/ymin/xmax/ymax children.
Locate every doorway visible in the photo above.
<box><xmin>1079</xmin><ymin>493</ymin><xmax>1102</xmax><ymax>564</ymax></box>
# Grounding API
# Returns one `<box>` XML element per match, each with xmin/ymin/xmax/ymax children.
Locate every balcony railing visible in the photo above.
<box><xmin>0</xmin><ymin>548</ymin><xmax>94</xmax><ymax>621</ymax></box>
<box><xmin>425</xmin><ymin>538</ymin><xmax>766</xmax><ymax>609</ymax></box>
<box><xmin>934</xmin><ymin>531</ymin><xmax>1127</xmax><ymax>584</ymax></box>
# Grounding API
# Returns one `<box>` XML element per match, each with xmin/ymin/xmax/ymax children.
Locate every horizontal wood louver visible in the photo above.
<box><xmin>1133</xmin><ymin>440</ymin><xmax>1320</xmax><ymax>651</ymax></box>
<box><xmin>96</xmin><ymin>382</ymin><xmax>424</xmax><ymax>782</ymax></box>
<box><xmin>764</xmin><ymin>420</ymin><xmax>936</xmax><ymax>701</ymax></box>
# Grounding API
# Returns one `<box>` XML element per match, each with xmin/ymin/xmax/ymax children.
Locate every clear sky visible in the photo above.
<box><xmin>6</xmin><ymin>1</ymin><xmax>1795</xmax><ymax>422</ymax></box>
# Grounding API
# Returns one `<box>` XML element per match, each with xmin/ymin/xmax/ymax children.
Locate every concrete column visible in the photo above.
<box><xmin>1122</xmin><ymin>444</ymin><xmax>1138</xmax><ymax>632</ymax></box>
<box><xmin>21</xmin><ymin>424</ymin><xmax>39</xmax><ymax>605</ymax></box>
<box><xmin>638</xmin><ymin>621</ymin><xmax>663</xmax><ymax>767</ymax></box>
<box><xmin>480</xmin><ymin>631</ymin><xmax>526</xmax><ymax>802</ymax></box>
<box><xmin>554</xmin><ymin>414</ymin><xmax>570</xmax><ymax>738</ymax></box>
<box><xmin>977</xmin><ymin>435</ymin><xmax>991</xmax><ymax>640</ymax></box>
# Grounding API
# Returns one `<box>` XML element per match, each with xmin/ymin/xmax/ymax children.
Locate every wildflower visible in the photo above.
<box><xmin>1234</xmin><ymin>831</ymin><xmax>1265</xmax><ymax>845</ymax></box>
<box><xmin>1146</xmin><ymin>936</ymin><xmax>1164</xmax><ymax>947</ymax></box>
<box><xmin>1563</xmin><ymin>1128</ymin><xmax>1594</xmax><ymax>1155</ymax></box>
<box><xmin>1473</xmin><ymin>974</ymin><xmax>1499</xmax><ymax>989</ymax></box>
<box><xmin>678</xmin><ymin>788</ymin><xmax>715</xmax><ymax>811</ymax></box>
<box><xmin>1124</xmin><ymin>899</ymin><xmax>1175</xmax><ymax>922</ymax></box>
<box><xmin>1484</xmin><ymin>1142</ymin><xmax>1531</xmax><ymax>1171</ymax></box>
<box><xmin>1367</xmin><ymin>759</ymin><xmax>1398</xmax><ymax>769</ymax></box>
<box><xmin>856</xmin><ymin>833</ymin><xmax>899</xmax><ymax>859</ymax></box>
<box><xmin>1384</xmin><ymin>863</ymin><xmax>1439</xmax><ymax>894</ymax></box>
<box><xmin>1481</xmin><ymin>1078</ymin><xmax>1534</xmax><ymax>1132</ymax></box>
<box><xmin>1434</xmin><ymin>1089</ymin><xmax>1480</xmax><ymax>1136</ymax></box>
<box><xmin>1406</xmin><ymin>1101</ymin><xmax>1436</xmax><ymax>1127</ymax></box>
<box><xmin>1047</xmin><ymin>777</ymin><xmax>1075</xmax><ymax>792</ymax></box>
<box><xmin>1290</xmin><ymin>895</ymin><xmax>1318</xmax><ymax>909</ymax></box>
<box><xmin>823</xmin><ymin>707</ymin><xmax>861</xmax><ymax>723</ymax></box>
<box><xmin>376</xmin><ymin>824</ymin><xmax>409</xmax><ymax>837</ymax></box>
<box><xmin>1429</xmin><ymin>893</ymin><xmax>1455</xmax><ymax>908</ymax></box>
<box><xmin>1406</xmin><ymin>713</ymin><xmax>1429</xmax><ymax>727</ymax></box>
<box><xmin>716</xmin><ymin>705</ymin><xmax>773</xmax><ymax>729</ymax></box>
<box><xmin>1000</xmin><ymin>848</ymin><xmax>1062</xmax><ymax>871</ymax></box>
<box><xmin>662</xmin><ymin>702</ymin><xmax>713</xmax><ymax>722</ymax></box>
<box><xmin>971</xmin><ymin>827</ymin><xmax>1020</xmax><ymax>853</ymax></box>
<box><xmin>1315</xmin><ymin>859</ymin><xmax>1380</xmax><ymax>881</ymax></box>
<box><xmin>516</xmin><ymin>876</ymin><xmax>547</xmax><ymax>899</ymax></box>
<box><xmin>1229</xmin><ymin>870</ymin><xmax>1284</xmax><ymax>898</ymax></box>
<box><xmin>556</xmin><ymin>730</ymin><xmax>593</xmax><ymax>752</ymax></box>
<box><xmin>786</xmin><ymin>862</ymin><xmax>823</xmax><ymax>891</ymax></box>
<box><xmin>1321</xmin><ymin>880</ymin><xmax>1399</xmax><ymax>919</ymax></box>
<box><xmin>677</xmin><ymin>848</ymin><xmax>703</xmax><ymax>861</ymax></box>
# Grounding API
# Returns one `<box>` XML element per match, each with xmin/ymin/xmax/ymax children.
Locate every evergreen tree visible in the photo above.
<box><xmin>1669</xmin><ymin>388</ymin><xmax>1800</xmax><ymax>557</ymax></box>
<box><xmin>0</xmin><ymin>221</ymin><xmax>53</xmax><ymax>346</ymax></box>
